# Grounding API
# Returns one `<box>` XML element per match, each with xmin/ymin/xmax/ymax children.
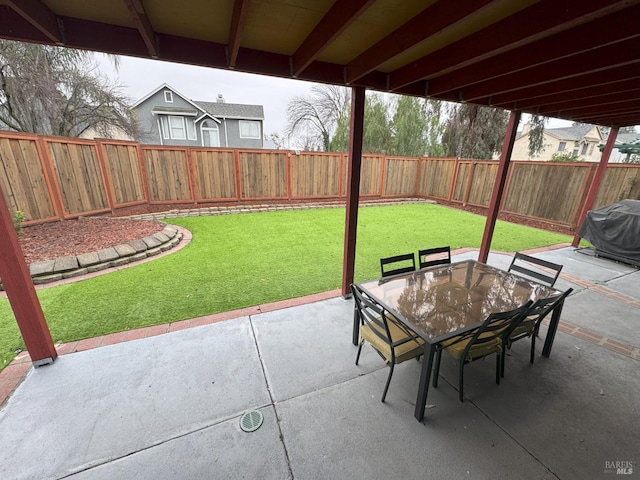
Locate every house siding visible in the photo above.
<box><xmin>513</xmin><ymin>125</ymin><xmax>603</xmax><ymax>162</ymax></box>
<box><xmin>133</xmin><ymin>86</ymin><xmax>264</xmax><ymax>148</ymax></box>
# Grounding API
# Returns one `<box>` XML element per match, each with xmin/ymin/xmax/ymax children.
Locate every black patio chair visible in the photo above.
<box><xmin>508</xmin><ymin>252</ymin><xmax>563</xmax><ymax>287</ymax></box>
<box><xmin>500</xmin><ymin>288</ymin><xmax>573</xmax><ymax>377</ymax></box>
<box><xmin>352</xmin><ymin>284</ymin><xmax>425</xmax><ymax>403</ymax></box>
<box><xmin>380</xmin><ymin>253</ymin><xmax>416</xmax><ymax>278</ymax></box>
<box><xmin>418</xmin><ymin>246</ymin><xmax>451</xmax><ymax>269</ymax></box>
<box><xmin>432</xmin><ymin>301</ymin><xmax>533</xmax><ymax>402</ymax></box>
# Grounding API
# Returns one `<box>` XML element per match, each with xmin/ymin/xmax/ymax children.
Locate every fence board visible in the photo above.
<box><xmin>192</xmin><ymin>149</ymin><xmax>236</xmax><ymax>200</ymax></box>
<box><xmin>240</xmin><ymin>151</ymin><xmax>287</xmax><ymax>199</ymax></box>
<box><xmin>143</xmin><ymin>148</ymin><xmax>192</xmax><ymax>202</ymax></box>
<box><xmin>594</xmin><ymin>164</ymin><xmax>640</xmax><ymax>208</ymax></box>
<box><xmin>504</xmin><ymin>162</ymin><xmax>590</xmax><ymax>224</ymax></box>
<box><xmin>0</xmin><ymin>136</ymin><xmax>56</xmax><ymax>222</ymax></box>
<box><xmin>419</xmin><ymin>158</ymin><xmax>456</xmax><ymax>199</ymax></box>
<box><xmin>357</xmin><ymin>155</ymin><xmax>383</xmax><ymax>195</ymax></box>
<box><xmin>101</xmin><ymin>143</ymin><xmax>146</xmax><ymax>205</ymax></box>
<box><xmin>291</xmin><ymin>153</ymin><xmax>341</xmax><ymax>197</ymax></box>
<box><xmin>384</xmin><ymin>158</ymin><xmax>419</xmax><ymax>195</ymax></box>
<box><xmin>46</xmin><ymin>140</ymin><xmax>108</xmax><ymax>216</ymax></box>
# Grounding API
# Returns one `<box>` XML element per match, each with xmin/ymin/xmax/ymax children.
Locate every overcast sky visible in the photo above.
<box><xmin>96</xmin><ymin>55</ymin><xmax>572</xmax><ymax>140</ymax></box>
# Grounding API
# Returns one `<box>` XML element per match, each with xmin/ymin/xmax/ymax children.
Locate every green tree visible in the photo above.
<box><xmin>0</xmin><ymin>40</ymin><xmax>138</xmax><ymax>138</ymax></box>
<box><xmin>527</xmin><ymin>114</ymin><xmax>547</xmax><ymax>158</ymax></box>
<box><xmin>392</xmin><ymin>96</ymin><xmax>427</xmax><ymax>157</ymax></box>
<box><xmin>550</xmin><ymin>151</ymin><xmax>582</xmax><ymax>162</ymax></box>
<box><xmin>441</xmin><ymin>104</ymin><xmax>509</xmax><ymax>159</ymax></box>
<box><xmin>362</xmin><ymin>93</ymin><xmax>391</xmax><ymax>154</ymax></box>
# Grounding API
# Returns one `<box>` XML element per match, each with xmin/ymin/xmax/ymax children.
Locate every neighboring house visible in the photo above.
<box><xmin>512</xmin><ymin>123</ymin><xmax>603</xmax><ymax>161</ymax></box>
<box><xmin>131</xmin><ymin>84</ymin><xmax>264</xmax><ymax>148</ymax></box>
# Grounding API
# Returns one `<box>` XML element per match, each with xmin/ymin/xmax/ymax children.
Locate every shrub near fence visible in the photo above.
<box><xmin>1</xmin><ymin>131</ymin><xmax>639</xmax><ymax>229</ymax></box>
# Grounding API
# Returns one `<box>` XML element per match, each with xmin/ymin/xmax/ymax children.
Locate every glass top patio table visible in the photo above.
<box><xmin>355</xmin><ymin>260</ymin><xmax>562</xmax><ymax>421</ymax></box>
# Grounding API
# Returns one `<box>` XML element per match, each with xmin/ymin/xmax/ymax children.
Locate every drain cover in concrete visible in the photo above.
<box><xmin>240</xmin><ymin>410</ymin><xmax>263</xmax><ymax>432</ymax></box>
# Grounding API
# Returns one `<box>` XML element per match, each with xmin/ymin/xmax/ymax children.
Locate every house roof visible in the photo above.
<box><xmin>545</xmin><ymin>124</ymin><xmax>599</xmax><ymax>142</ymax></box>
<box><xmin>194</xmin><ymin>102</ymin><xmax>264</xmax><ymax>121</ymax></box>
<box><xmin>1</xmin><ymin>1</ymin><xmax>639</xmax><ymax>128</ymax></box>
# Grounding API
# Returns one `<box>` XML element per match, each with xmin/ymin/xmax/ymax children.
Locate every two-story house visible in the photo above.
<box><xmin>132</xmin><ymin>84</ymin><xmax>264</xmax><ymax>148</ymax></box>
<box><xmin>512</xmin><ymin>123</ymin><xmax>603</xmax><ymax>161</ymax></box>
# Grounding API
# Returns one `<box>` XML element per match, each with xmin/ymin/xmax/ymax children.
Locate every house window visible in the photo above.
<box><xmin>558</xmin><ymin>142</ymin><xmax>566</xmax><ymax>151</ymax></box>
<box><xmin>581</xmin><ymin>143</ymin><xmax>588</xmax><ymax>155</ymax></box>
<box><xmin>588</xmin><ymin>143</ymin><xmax>595</xmax><ymax>155</ymax></box>
<box><xmin>159</xmin><ymin>115</ymin><xmax>190</xmax><ymax>140</ymax></box>
<box><xmin>160</xmin><ymin>116</ymin><xmax>170</xmax><ymax>139</ymax></box>
<box><xmin>169</xmin><ymin>116</ymin><xmax>186</xmax><ymax>139</ymax></box>
<box><xmin>573</xmin><ymin>142</ymin><xmax>580</xmax><ymax>155</ymax></box>
<box><xmin>164</xmin><ymin>90</ymin><xmax>173</xmax><ymax>103</ymax></box>
<box><xmin>239</xmin><ymin>120</ymin><xmax>261</xmax><ymax>139</ymax></box>
<box><xmin>201</xmin><ymin>120</ymin><xmax>220</xmax><ymax>147</ymax></box>
<box><xmin>186</xmin><ymin>119</ymin><xmax>196</xmax><ymax>140</ymax></box>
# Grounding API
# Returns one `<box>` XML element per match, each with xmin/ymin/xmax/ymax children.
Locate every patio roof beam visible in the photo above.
<box><xmin>424</xmin><ymin>6</ymin><xmax>640</xmax><ymax>96</ymax></box>
<box><xmin>0</xmin><ymin>182</ymin><xmax>57</xmax><ymax>366</ymax></box>
<box><xmin>341</xmin><ymin>86</ymin><xmax>366</xmax><ymax>298</ymax></box>
<box><xmin>487</xmin><ymin>64</ymin><xmax>640</xmax><ymax>108</ymax></box>
<box><xmin>478</xmin><ymin>110</ymin><xmax>521</xmax><ymax>264</ymax></box>
<box><xmin>509</xmin><ymin>80</ymin><xmax>640</xmax><ymax>110</ymax></box>
<box><xmin>460</xmin><ymin>39</ymin><xmax>640</xmax><ymax>102</ymax></box>
<box><xmin>388</xmin><ymin>0</ymin><xmax>635</xmax><ymax>90</ymax></box>
<box><xmin>228</xmin><ymin>0</ymin><xmax>251</xmax><ymax>68</ymax></box>
<box><xmin>538</xmin><ymin>93</ymin><xmax>640</xmax><ymax>116</ymax></box>
<box><xmin>123</xmin><ymin>0</ymin><xmax>158</xmax><ymax>58</ymax></box>
<box><xmin>345</xmin><ymin>0</ymin><xmax>493</xmax><ymax>84</ymax></box>
<box><xmin>292</xmin><ymin>0</ymin><xmax>375</xmax><ymax>77</ymax></box>
<box><xmin>2</xmin><ymin>0</ymin><xmax>62</xmax><ymax>44</ymax></box>
<box><xmin>572</xmin><ymin>128</ymin><xmax>618</xmax><ymax>246</ymax></box>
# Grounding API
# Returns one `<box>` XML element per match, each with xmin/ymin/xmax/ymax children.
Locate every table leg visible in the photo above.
<box><xmin>415</xmin><ymin>343</ymin><xmax>437</xmax><ymax>422</ymax></box>
<box><xmin>542</xmin><ymin>300</ymin><xmax>565</xmax><ymax>357</ymax></box>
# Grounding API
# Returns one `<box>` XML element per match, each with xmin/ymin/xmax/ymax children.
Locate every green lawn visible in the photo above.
<box><xmin>0</xmin><ymin>203</ymin><xmax>571</xmax><ymax>369</ymax></box>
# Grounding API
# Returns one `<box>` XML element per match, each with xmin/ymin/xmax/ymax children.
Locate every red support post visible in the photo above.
<box><xmin>341</xmin><ymin>86</ymin><xmax>366</xmax><ymax>297</ymax></box>
<box><xmin>478</xmin><ymin>110</ymin><xmax>521</xmax><ymax>263</ymax></box>
<box><xmin>0</xmin><ymin>183</ymin><xmax>57</xmax><ymax>366</ymax></box>
<box><xmin>572</xmin><ymin>127</ymin><xmax>618</xmax><ymax>246</ymax></box>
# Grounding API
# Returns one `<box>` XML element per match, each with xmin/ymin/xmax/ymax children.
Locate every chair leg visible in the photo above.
<box><xmin>458</xmin><ymin>361</ymin><xmax>465</xmax><ymax>402</ymax></box>
<box><xmin>381</xmin><ymin>363</ymin><xmax>394</xmax><ymax>403</ymax></box>
<box><xmin>495</xmin><ymin>354</ymin><xmax>501</xmax><ymax>385</ymax></box>
<box><xmin>530</xmin><ymin>335</ymin><xmax>536</xmax><ymax>364</ymax></box>
<box><xmin>433</xmin><ymin>350</ymin><xmax>442</xmax><ymax>388</ymax></box>
<box><xmin>355</xmin><ymin>340</ymin><xmax>364</xmax><ymax>365</ymax></box>
<box><xmin>500</xmin><ymin>347</ymin><xmax>506</xmax><ymax>378</ymax></box>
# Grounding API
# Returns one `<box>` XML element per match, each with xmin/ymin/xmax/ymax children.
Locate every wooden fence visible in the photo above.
<box><xmin>1</xmin><ymin>131</ymin><xmax>639</xmax><ymax>229</ymax></box>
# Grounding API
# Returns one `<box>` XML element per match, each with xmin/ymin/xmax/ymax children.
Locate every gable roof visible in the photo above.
<box><xmin>194</xmin><ymin>101</ymin><xmax>264</xmax><ymax>120</ymax></box>
<box><xmin>545</xmin><ymin>124</ymin><xmax>600</xmax><ymax>142</ymax></box>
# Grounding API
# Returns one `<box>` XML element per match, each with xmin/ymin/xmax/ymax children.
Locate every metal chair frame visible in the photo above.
<box><xmin>418</xmin><ymin>246</ymin><xmax>451</xmax><ymax>269</ymax></box>
<box><xmin>380</xmin><ymin>253</ymin><xmax>416</xmax><ymax>278</ymax></box>
<box><xmin>508</xmin><ymin>252</ymin><xmax>563</xmax><ymax>287</ymax></box>
<box><xmin>433</xmin><ymin>301</ymin><xmax>533</xmax><ymax>402</ymax></box>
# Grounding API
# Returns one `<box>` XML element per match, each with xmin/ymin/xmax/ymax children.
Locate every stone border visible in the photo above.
<box><xmin>0</xmin><ymin>224</ymin><xmax>183</xmax><ymax>291</ymax></box>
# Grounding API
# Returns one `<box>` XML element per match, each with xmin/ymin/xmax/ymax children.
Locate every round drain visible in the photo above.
<box><xmin>240</xmin><ymin>410</ymin><xmax>263</xmax><ymax>432</ymax></box>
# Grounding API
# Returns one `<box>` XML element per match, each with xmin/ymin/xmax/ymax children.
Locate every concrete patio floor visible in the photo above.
<box><xmin>0</xmin><ymin>247</ymin><xmax>638</xmax><ymax>479</ymax></box>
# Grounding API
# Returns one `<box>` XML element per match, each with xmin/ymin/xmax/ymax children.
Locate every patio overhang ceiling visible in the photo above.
<box><xmin>1</xmin><ymin>0</ymin><xmax>639</xmax><ymax>128</ymax></box>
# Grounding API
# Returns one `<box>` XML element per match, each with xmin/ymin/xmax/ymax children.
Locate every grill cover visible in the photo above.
<box><xmin>578</xmin><ymin>199</ymin><xmax>640</xmax><ymax>267</ymax></box>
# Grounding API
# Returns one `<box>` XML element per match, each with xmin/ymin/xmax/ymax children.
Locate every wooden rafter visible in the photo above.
<box><xmin>425</xmin><ymin>6</ymin><xmax>640</xmax><ymax>96</ymax></box>
<box><xmin>536</xmin><ymin>91</ymin><xmax>640</xmax><ymax>116</ymax></box>
<box><xmin>292</xmin><ymin>0</ymin><xmax>375</xmax><ymax>77</ymax></box>
<box><xmin>228</xmin><ymin>0</ymin><xmax>251</xmax><ymax>68</ymax></box>
<box><xmin>388</xmin><ymin>0</ymin><xmax>638</xmax><ymax>90</ymax></box>
<box><xmin>2</xmin><ymin>0</ymin><xmax>62</xmax><ymax>43</ymax></box>
<box><xmin>345</xmin><ymin>0</ymin><xmax>493</xmax><ymax>83</ymax></box>
<box><xmin>123</xmin><ymin>0</ymin><xmax>158</xmax><ymax>58</ymax></box>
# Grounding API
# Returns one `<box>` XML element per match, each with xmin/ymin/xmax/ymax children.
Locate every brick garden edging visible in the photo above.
<box><xmin>0</xmin><ymin>224</ymin><xmax>183</xmax><ymax>291</ymax></box>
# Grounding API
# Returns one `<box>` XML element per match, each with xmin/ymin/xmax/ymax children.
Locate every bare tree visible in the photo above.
<box><xmin>0</xmin><ymin>40</ymin><xmax>139</xmax><ymax>139</ymax></box>
<box><xmin>285</xmin><ymin>85</ymin><xmax>350</xmax><ymax>151</ymax></box>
